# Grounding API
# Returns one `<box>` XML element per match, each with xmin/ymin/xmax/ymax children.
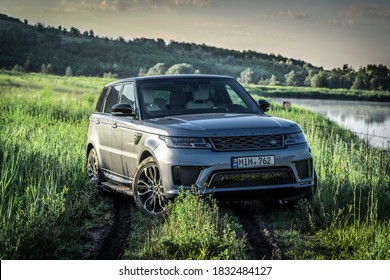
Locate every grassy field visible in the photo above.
<box><xmin>261</xmin><ymin>102</ymin><xmax>390</xmax><ymax>259</ymax></box>
<box><xmin>0</xmin><ymin>71</ymin><xmax>113</xmax><ymax>258</ymax></box>
<box><xmin>247</xmin><ymin>84</ymin><xmax>390</xmax><ymax>102</ymax></box>
<box><xmin>0</xmin><ymin>71</ymin><xmax>389</xmax><ymax>259</ymax></box>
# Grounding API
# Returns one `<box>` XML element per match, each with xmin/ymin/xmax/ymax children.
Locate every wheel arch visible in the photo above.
<box><xmin>139</xmin><ymin>150</ymin><xmax>154</xmax><ymax>164</ymax></box>
<box><xmin>86</xmin><ymin>143</ymin><xmax>95</xmax><ymax>159</ymax></box>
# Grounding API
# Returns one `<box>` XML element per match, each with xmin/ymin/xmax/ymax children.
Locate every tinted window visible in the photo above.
<box><xmin>225</xmin><ymin>85</ymin><xmax>247</xmax><ymax>107</ymax></box>
<box><xmin>103</xmin><ymin>85</ymin><xmax>121</xmax><ymax>114</ymax></box>
<box><xmin>120</xmin><ymin>83</ymin><xmax>135</xmax><ymax>107</ymax></box>
<box><xmin>96</xmin><ymin>87</ymin><xmax>109</xmax><ymax>112</ymax></box>
<box><xmin>138</xmin><ymin>78</ymin><xmax>259</xmax><ymax>119</ymax></box>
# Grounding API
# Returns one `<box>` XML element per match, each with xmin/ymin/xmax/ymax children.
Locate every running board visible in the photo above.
<box><xmin>101</xmin><ymin>181</ymin><xmax>133</xmax><ymax>196</ymax></box>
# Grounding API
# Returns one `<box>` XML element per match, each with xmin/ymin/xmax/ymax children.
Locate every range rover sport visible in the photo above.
<box><xmin>86</xmin><ymin>75</ymin><xmax>316</xmax><ymax>216</ymax></box>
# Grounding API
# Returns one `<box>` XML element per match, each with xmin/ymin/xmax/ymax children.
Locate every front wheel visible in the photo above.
<box><xmin>132</xmin><ymin>157</ymin><xmax>169</xmax><ymax>216</ymax></box>
<box><xmin>86</xmin><ymin>147</ymin><xmax>103</xmax><ymax>187</ymax></box>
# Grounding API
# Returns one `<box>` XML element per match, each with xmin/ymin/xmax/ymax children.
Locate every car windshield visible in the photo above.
<box><xmin>138</xmin><ymin>78</ymin><xmax>260</xmax><ymax>119</ymax></box>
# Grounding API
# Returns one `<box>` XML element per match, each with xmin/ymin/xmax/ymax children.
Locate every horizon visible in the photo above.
<box><xmin>1</xmin><ymin>0</ymin><xmax>389</xmax><ymax>70</ymax></box>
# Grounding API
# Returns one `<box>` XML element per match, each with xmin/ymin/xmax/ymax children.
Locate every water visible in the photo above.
<box><xmin>272</xmin><ymin>98</ymin><xmax>390</xmax><ymax>149</ymax></box>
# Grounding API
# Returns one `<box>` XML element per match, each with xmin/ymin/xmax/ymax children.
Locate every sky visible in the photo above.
<box><xmin>0</xmin><ymin>0</ymin><xmax>389</xmax><ymax>70</ymax></box>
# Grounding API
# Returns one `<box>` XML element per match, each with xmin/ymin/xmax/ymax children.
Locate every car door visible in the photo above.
<box><xmin>101</xmin><ymin>84</ymin><xmax>122</xmax><ymax>177</ymax></box>
<box><xmin>111</xmin><ymin>83</ymin><xmax>139</xmax><ymax>179</ymax></box>
<box><xmin>98</xmin><ymin>85</ymin><xmax>120</xmax><ymax>175</ymax></box>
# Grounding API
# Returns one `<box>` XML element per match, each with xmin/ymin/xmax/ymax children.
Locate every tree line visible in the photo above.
<box><xmin>0</xmin><ymin>13</ymin><xmax>389</xmax><ymax>91</ymax></box>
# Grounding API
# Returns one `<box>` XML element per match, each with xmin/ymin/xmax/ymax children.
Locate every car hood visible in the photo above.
<box><xmin>143</xmin><ymin>113</ymin><xmax>301</xmax><ymax>137</ymax></box>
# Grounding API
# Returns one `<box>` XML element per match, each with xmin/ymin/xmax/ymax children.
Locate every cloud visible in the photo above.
<box><xmin>165</xmin><ymin>0</ymin><xmax>214</xmax><ymax>7</ymax></box>
<box><xmin>332</xmin><ymin>18</ymin><xmax>354</xmax><ymax>27</ymax></box>
<box><xmin>343</xmin><ymin>3</ymin><xmax>390</xmax><ymax>19</ymax></box>
<box><xmin>277</xmin><ymin>10</ymin><xmax>310</xmax><ymax>20</ymax></box>
<box><xmin>56</xmin><ymin>0</ymin><xmax>214</xmax><ymax>13</ymax></box>
<box><xmin>332</xmin><ymin>3</ymin><xmax>390</xmax><ymax>28</ymax></box>
<box><xmin>58</xmin><ymin>0</ymin><xmax>138</xmax><ymax>12</ymax></box>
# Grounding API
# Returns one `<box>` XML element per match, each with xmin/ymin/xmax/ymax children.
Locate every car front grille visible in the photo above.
<box><xmin>208</xmin><ymin>168</ymin><xmax>295</xmax><ymax>189</ymax></box>
<box><xmin>210</xmin><ymin>134</ymin><xmax>284</xmax><ymax>151</ymax></box>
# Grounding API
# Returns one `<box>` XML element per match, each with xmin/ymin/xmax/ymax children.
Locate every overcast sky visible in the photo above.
<box><xmin>1</xmin><ymin>0</ymin><xmax>389</xmax><ymax>69</ymax></box>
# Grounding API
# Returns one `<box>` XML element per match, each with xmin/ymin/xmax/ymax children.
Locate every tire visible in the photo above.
<box><xmin>132</xmin><ymin>156</ymin><xmax>169</xmax><ymax>216</ymax></box>
<box><xmin>86</xmin><ymin>147</ymin><xmax>103</xmax><ymax>187</ymax></box>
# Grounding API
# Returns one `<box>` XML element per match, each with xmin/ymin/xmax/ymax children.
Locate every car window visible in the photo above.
<box><xmin>103</xmin><ymin>85</ymin><xmax>121</xmax><ymax>114</ymax></box>
<box><xmin>96</xmin><ymin>87</ymin><xmax>109</xmax><ymax>112</ymax></box>
<box><xmin>138</xmin><ymin>79</ymin><xmax>259</xmax><ymax>119</ymax></box>
<box><xmin>225</xmin><ymin>85</ymin><xmax>247</xmax><ymax>107</ymax></box>
<box><xmin>120</xmin><ymin>83</ymin><xmax>135</xmax><ymax>105</ymax></box>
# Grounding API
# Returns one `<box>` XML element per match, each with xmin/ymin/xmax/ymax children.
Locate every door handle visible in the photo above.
<box><xmin>95</xmin><ymin>119</ymin><xmax>100</xmax><ymax>124</ymax></box>
<box><xmin>111</xmin><ymin>123</ymin><xmax>117</xmax><ymax>128</ymax></box>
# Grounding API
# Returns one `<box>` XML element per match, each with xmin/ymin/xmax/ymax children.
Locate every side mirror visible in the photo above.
<box><xmin>111</xmin><ymin>103</ymin><xmax>135</xmax><ymax>117</ymax></box>
<box><xmin>258</xmin><ymin>99</ymin><xmax>270</xmax><ymax>113</ymax></box>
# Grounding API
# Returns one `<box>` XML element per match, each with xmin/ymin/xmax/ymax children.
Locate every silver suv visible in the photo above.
<box><xmin>86</xmin><ymin>75</ymin><xmax>316</xmax><ymax>216</ymax></box>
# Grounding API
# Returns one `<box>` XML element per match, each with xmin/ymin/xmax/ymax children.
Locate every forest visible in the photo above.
<box><xmin>0</xmin><ymin>12</ymin><xmax>389</xmax><ymax>91</ymax></box>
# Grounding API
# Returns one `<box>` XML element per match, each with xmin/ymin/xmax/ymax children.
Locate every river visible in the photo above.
<box><xmin>272</xmin><ymin>98</ymin><xmax>390</xmax><ymax>149</ymax></box>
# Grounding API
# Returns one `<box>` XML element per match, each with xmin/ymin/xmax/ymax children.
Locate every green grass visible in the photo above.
<box><xmin>124</xmin><ymin>190</ymin><xmax>247</xmax><ymax>260</ymax></box>
<box><xmin>0</xmin><ymin>72</ymin><xmax>112</xmax><ymax>259</ymax></box>
<box><xmin>258</xmin><ymin>100</ymin><xmax>390</xmax><ymax>259</ymax></box>
<box><xmin>248</xmin><ymin>84</ymin><xmax>390</xmax><ymax>102</ymax></box>
<box><xmin>1</xmin><ymin>71</ymin><xmax>389</xmax><ymax>260</ymax></box>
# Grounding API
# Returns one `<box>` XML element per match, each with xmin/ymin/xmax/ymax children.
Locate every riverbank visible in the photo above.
<box><xmin>269</xmin><ymin>98</ymin><xmax>390</xmax><ymax>149</ymax></box>
<box><xmin>264</xmin><ymin>102</ymin><xmax>390</xmax><ymax>259</ymax></box>
<box><xmin>248</xmin><ymin>84</ymin><xmax>390</xmax><ymax>102</ymax></box>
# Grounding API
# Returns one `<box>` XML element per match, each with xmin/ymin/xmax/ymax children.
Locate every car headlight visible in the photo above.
<box><xmin>285</xmin><ymin>132</ymin><xmax>307</xmax><ymax>145</ymax></box>
<box><xmin>159</xmin><ymin>136</ymin><xmax>211</xmax><ymax>149</ymax></box>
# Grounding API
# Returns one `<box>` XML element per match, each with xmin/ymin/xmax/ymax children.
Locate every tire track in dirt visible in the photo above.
<box><xmin>94</xmin><ymin>195</ymin><xmax>133</xmax><ymax>260</ymax></box>
<box><xmin>91</xmin><ymin>193</ymin><xmax>281</xmax><ymax>260</ymax></box>
<box><xmin>225</xmin><ymin>202</ymin><xmax>283</xmax><ymax>260</ymax></box>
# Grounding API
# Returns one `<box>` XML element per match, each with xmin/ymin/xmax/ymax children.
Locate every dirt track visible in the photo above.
<box><xmin>227</xmin><ymin>202</ymin><xmax>283</xmax><ymax>260</ymax></box>
<box><xmin>94</xmin><ymin>195</ymin><xmax>133</xmax><ymax>260</ymax></box>
<box><xmin>91</xmin><ymin>195</ymin><xmax>282</xmax><ymax>260</ymax></box>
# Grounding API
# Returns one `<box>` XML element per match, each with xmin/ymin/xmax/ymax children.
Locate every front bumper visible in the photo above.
<box><xmin>153</xmin><ymin>141</ymin><xmax>315</xmax><ymax>200</ymax></box>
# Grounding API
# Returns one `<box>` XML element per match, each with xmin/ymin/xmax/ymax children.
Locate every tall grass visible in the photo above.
<box><xmin>1</xmin><ymin>71</ymin><xmax>389</xmax><ymax>260</ymax></box>
<box><xmin>124</xmin><ymin>190</ymin><xmax>247</xmax><ymax>260</ymax></box>
<box><xmin>262</xmin><ymin>100</ymin><xmax>390</xmax><ymax>259</ymax></box>
<box><xmin>0</xmin><ymin>72</ymin><xmax>110</xmax><ymax>259</ymax></box>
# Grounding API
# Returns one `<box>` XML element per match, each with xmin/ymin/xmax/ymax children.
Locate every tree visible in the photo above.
<box><xmin>146</xmin><ymin>63</ymin><xmax>167</xmax><ymax>76</ymax></box>
<box><xmin>268</xmin><ymin>74</ymin><xmax>278</xmax><ymax>86</ymax></box>
<box><xmin>65</xmin><ymin>66</ymin><xmax>73</xmax><ymax>76</ymax></box>
<box><xmin>47</xmin><ymin>63</ymin><xmax>53</xmax><ymax>74</ymax></box>
<box><xmin>70</xmin><ymin>27</ymin><xmax>81</xmax><ymax>36</ymax></box>
<box><xmin>351</xmin><ymin>74</ymin><xmax>364</xmax><ymax>90</ymax></box>
<box><xmin>12</xmin><ymin>64</ymin><xmax>24</xmax><ymax>72</ymax></box>
<box><xmin>326</xmin><ymin>71</ymin><xmax>341</xmax><ymax>89</ymax></box>
<box><xmin>310</xmin><ymin>70</ymin><xmax>328</xmax><ymax>88</ymax></box>
<box><xmin>350</xmin><ymin>64</ymin><xmax>390</xmax><ymax>90</ymax></box>
<box><xmin>237</xmin><ymin>68</ymin><xmax>254</xmax><ymax>84</ymax></box>
<box><xmin>166</xmin><ymin>63</ymin><xmax>195</xmax><ymax>75</ymax></box>
<box><xmin>23</xmin><ymin>56</ymin><xmax>31</xmax><ymax>72</ymax></box>
<box><xmin>36</xmin><ymin>22</ymin><xmax>45</xmax><ymax>32</ymax></box>
<box><xmin>366</xmin><ymin>64</ymin><xmax>390</xmax><ymax>90</ymax></box>
<box><xmin>138</xmin><ymin>67</ymin><xmax>147</xmax><ymax>76</ymax></box>
<box><xmin>285</xmin><ymin>70</ymin><xmax>299</xmax><ymax>86</ymax></box>
<box><xmin>41</xmin><ymin>64</ymin><xmax>47</xmax><ymax>74</ymax></box>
